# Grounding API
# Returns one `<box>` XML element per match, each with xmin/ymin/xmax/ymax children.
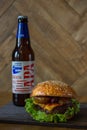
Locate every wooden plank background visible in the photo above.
<box><xmin>0</xmin><ymin>0</ymin><xmax>87</xmax><ymax>96</ymax></box>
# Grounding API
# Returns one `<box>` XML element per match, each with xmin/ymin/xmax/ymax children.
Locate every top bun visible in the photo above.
<box><xmin>31</xmin><ymin>80</ymin><xmax>77</xmax><ymax>98</ymax></box>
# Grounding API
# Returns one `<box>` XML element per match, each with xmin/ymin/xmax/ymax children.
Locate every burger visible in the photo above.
<box><xmin>25</xmin><ymin>80</ymin><xmax>80</xmax><ymax>123</ymax></box>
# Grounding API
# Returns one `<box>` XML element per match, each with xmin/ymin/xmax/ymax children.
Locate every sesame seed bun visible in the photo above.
<box><xmin>31</xmin><ymin>80</ymin><xmax>77</xmax><ymax>98</ymax></box>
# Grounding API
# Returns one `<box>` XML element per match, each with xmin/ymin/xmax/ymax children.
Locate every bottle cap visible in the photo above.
<box><xmin>18</xmin><ymin>16</ymin><xmax>28</xmax><ymax>19</ymax></box>
<box><xmin>18</xmin><ymin>16</ymin><xmax>28</xmax><ymax>22</ymax></box>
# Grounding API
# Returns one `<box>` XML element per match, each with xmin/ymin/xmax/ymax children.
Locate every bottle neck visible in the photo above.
<box><xmin>16</xmin><ymin>22</ymin><xmax>30</xmax><ymax>46</ymax></box>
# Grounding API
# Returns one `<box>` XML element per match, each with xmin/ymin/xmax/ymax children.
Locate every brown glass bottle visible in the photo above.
<box><xmin>12</xmin><ymin>16</ymin><xmax>35</xmax><ymax>106</ymax></box>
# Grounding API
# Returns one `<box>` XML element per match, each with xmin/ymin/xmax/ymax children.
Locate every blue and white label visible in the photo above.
<box><xmin>12</xmin><ymin>65</ymin><xmax>22</xmax><ymax>74</ymax></box>
<box><xmin>12</xmin><ymin>61</ymin><xmax>34</xmax><ymax>94</ymax></box>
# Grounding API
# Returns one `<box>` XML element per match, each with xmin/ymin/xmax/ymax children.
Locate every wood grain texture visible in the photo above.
<box><xmin>0</xmin><ymin>0</ymin><xmax>87</xmax><ymax>96</ymax></box>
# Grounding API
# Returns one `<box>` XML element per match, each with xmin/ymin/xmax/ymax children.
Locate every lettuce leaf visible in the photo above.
<box><xmin>25</xmin><ymin>98</ymin><xmax>80</xmax><ymax>123</ymax></box>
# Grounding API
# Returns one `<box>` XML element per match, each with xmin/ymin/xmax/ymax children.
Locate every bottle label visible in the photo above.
<box><xmin>12</xmin><ymin>61</ymin><xmax>34</xmax><ymax>94</ymax></box>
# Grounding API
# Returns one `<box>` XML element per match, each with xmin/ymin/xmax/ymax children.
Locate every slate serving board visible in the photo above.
<box><xmin>0</xmin><ymin>102</ymin><xmax>87</xmax><ymax>129</ymax></box>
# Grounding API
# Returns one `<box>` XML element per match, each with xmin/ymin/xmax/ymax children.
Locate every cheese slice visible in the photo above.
<box><xmin>34</xmin><ymin>101</ymin><xmax>62</xmax><ymax>111</ymax></box>
<box><xmin>44</xmin><ymin>104</ymin><xmax>60</xmax><ymax>111</ymax></box>
<box><xmin>34</xmin><ymin>101</ymin><xmax>45</xmax><ymax>108</ymax></box>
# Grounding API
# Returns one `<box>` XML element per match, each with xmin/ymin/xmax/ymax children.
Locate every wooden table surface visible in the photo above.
<box><xmin>0</xmin><ymin>91</ymin><xmax>87</xmax><ymax>130</ymax></box>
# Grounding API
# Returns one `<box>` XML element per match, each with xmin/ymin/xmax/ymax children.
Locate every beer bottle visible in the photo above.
<box><xmin>12</xmin><ymin>16</ymin><xmax>35</xmax><ymax>106</ymax></box>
